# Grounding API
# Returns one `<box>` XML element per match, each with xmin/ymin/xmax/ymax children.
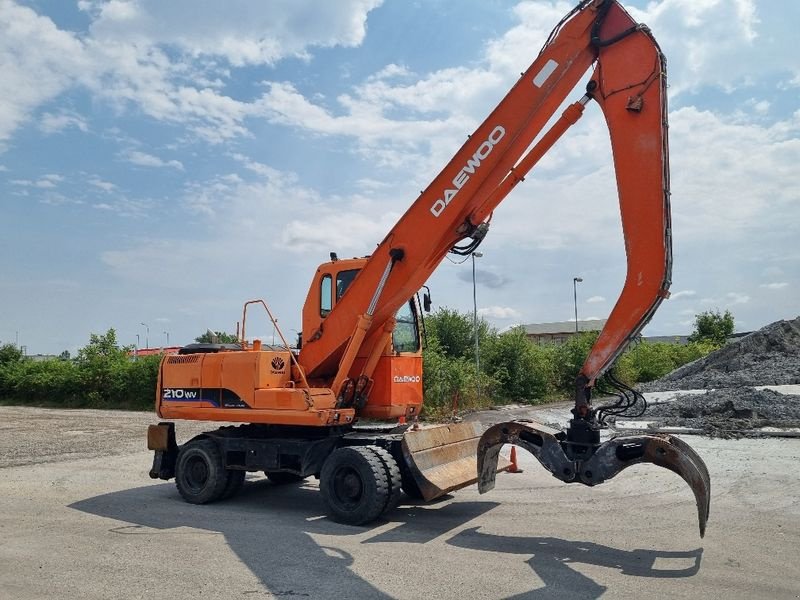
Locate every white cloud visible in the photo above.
<box><xmin>0</xmin><ymin>2</ymin><xmax>91</xmax><ymax>147</ymax></box>
<box><xmin>478</xmin><ymin>306</ymin><xmax>521</xmax><ymax>320</ymax></box>
<box><xmin>626</xmin><ymin>0</ymin><xmax>799</xmax><ymax>96</ymax></box>
<box><xmin>11</xmin><ymin>174</ymin><xmax>63</xmax><ymax>188</ymax></box>
<box><xmin>586</xmin><ymin>295</ymin><xmax>605</xmax><ymax>304</ymax></box>
<box><xmin>39</xmin><ymin>111</ymin><xmax>88</xmax><ymax>134</ymax></box>
<box><xmin>88</xmin><ymin>176</ymin><xmax>116</xmax><ymax>192</ymax></box>
<box><xmin>726</xmin><ymin>292</ymin><xmax>750</xmax><ymax>305</ymax></box>
<box><xmin>669</xmin><ymin>107</ymin><xmax>800</xmax><ymax>240</ymax></box>
<box><xmin>80</xmin><ymin>0</ymin><xmax>382</xmax><ymax>67</ymax></box>
<box><xmin>759</xmin><ymin>282</ymin><xmax>788</xmax><ymax>290</ymax></box>
<box><xmin>122</xmin><ymin>150</ymin><xmax>184</xmax><ymax>170</ymax></box>
<box><xmin>670</xmin><ymin>290</ymin><xmax>697</xmax><ymax>300</ymax></box>
<box><xmin>1</xmin><ymin>0</ymin><xmax>384</xmax><ymax>146</ymax></box>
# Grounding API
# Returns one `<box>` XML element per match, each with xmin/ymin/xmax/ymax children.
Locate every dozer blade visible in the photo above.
<box><xmin>401</xmin><ymin>422</ymin><xmax>511</xmax><ymax>501</ymax></box>
<box><xmin>477</xmin><ymin>420</ymin><xmax>711</xmax><ymax>537</ymax></box>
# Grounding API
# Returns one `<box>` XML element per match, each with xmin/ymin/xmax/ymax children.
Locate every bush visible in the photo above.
<box><xmin>0</xmin><ymin>329</ymin><xmax>160</xmax><ymax>410</ymax></box>
<box><xmin>624</xmin><ymin>339</ymin><xmax>717</xmax><ymax>383</ymax></box>
<box><xmin>482</xmin><ymin>327</ymin><xmax>553</xmax><ymax>402</ymax></box>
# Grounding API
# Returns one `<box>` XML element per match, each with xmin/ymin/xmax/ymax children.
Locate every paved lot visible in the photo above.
<box><xmin>1</xmin><ymin>406</ymin><xmax>799</xmax><ymax>599</ymax></box>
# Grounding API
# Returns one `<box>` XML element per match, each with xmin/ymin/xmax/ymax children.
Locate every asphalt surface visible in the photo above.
<box><xmin>1</xmin><ymin>406</ymin><xmax>799</xmax><ymax>599</ymax></box>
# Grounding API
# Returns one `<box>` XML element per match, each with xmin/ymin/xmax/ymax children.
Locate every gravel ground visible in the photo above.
<box><xmin>0</xmin><ymin>406</ymin><xmax>213</xmax><ymax>469</ymax></box>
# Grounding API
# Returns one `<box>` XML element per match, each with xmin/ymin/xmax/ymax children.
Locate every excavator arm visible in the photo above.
<box><xmin>472</xmin><ymin>1</ymin><xmax>710</xmax><ymax>536</ymax></box>
<box><xmin>296</xmin><ymin>0</ymin><xmax>710</xmax><ymax>534</ymax></box>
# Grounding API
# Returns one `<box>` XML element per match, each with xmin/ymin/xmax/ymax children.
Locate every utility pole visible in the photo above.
<box><xmin>573</xmin><ymin>277</ymin><xmax>583</xmax><ymax>333</ymax></box>
<box><xmin>140</xmin><ymin>322</ymin><xmax>149</xmax><ymax>349</ymax></box>
<box><xmin>472</xmin><ymin>252</ymin><xmax>483</xmax><ymax>372</ymax></box>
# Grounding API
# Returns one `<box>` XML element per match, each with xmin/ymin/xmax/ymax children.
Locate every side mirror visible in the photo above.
<box><xmin>423</xmin><ymin>292</ymin><xmax>432</xmax><ymax>313</ymax></box>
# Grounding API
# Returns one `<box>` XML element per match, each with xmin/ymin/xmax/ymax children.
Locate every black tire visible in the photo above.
<box><xmin>366</xmin><ymin>447</ymin><xmax>402</xmax><ymax>515</ymax></box>
<box><xmin>174</xmin><ymin>439</ymin><xmax>228</xmax><ymax>504</ymax></box>
<box><xmin>221</xmin><ymin>469</ymin><xmax>246</xmax><ymax>500</ymax></box>
<box><xmin>320</xmin><ymin>446</ymin><xmax>390</xmax><ymax>525</ymax></box>
<box><xmin>265</xmin><ymin>472</ymin><xmax>306</xmax><ymax>485</ymax></box>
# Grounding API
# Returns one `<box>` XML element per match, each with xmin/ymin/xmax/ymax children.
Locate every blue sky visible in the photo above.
<box><xmin>1</xmin><ymin>0</ymin><xmax>798</xmax><ymax>355</ymax></box>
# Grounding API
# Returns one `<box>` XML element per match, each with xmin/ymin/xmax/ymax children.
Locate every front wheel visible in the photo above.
<box><xmin>175</xmin><ymin>439</ymin><xmax>229</xmax><ymax>504</ymax></box>
<box><xmin>320</xmin><ymin>446</ymin><xmax>391</xmax><ymax>525</ymax></box>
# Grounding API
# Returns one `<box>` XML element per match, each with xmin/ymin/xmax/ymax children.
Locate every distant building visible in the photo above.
<box><xmin>28</xmin><ymin>354</ymin><xmax>60</xmax><ymax>362</ymax></box>
<box><xmin>130</xmin><ymin>346</ymin><xmax>181</xmax><ymax>358</ymax></box>
<box><xmin>521</xmin><ymin>319</ymin><xmax>607</xmax><ymax>345</ymax></box>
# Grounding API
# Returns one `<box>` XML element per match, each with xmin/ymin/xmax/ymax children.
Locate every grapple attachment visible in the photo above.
<box><xmin>477</xmin><ymin>420</ymin><xmax>711</xmax><ymax>537</ymax></box>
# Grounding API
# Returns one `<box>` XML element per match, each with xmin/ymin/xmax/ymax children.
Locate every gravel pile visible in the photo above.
<box><xmin>630</xmin><ymin>317</ymin><xmax>800</xmax><ymax>435</ymax></box>
<box><xmin>642</xmin><ymin>316</ymin><xmax>800</xmax><ymax>391</ymax></box>
<box><xmin>643</xmin><ymin>387</ymin><xmax>800</xmax><ymax>438</ymax></box>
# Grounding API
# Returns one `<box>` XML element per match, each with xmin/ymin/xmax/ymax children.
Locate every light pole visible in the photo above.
<box><xmin>472</xmin><ymin>251</ymin><xmax>483</xmax><ymax>372</ymax></box>
<box><xmin>573</xmin><ymin>277</ymin><xmax>583</xmax><ymax>333</ymax></box>
<box><xmin>163</xmin><ymin>331</ymin><xmax>170</xmax><ymax>347</ymax></box>
<box><xmin>140</xmin><ymin>322</ymin><xmax>149</xmax><ymax>349</ymax></box>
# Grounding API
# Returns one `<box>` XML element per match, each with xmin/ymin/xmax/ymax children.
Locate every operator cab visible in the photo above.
<box><xmin>300</xmin><ymin>256</ymin><xmax>425</xmax><ymax>419</ymax></box>
<box><xmin>302</xmin><ymin>256</ymin><xmax>422</xmax><ymax>356</ymax></box>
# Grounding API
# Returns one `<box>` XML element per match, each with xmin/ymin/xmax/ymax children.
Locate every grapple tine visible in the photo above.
<box><xmin>476</xmin><ymin>420</ymin><xmax>711</xmax><ymax>537</ymax></box>
<box><xmin>477</xmin><ymin>421</ymin><xmax>571</xmax><ymax>493</ymax></box>
<box><xmin>583</xmin><ymin>434</ymin><xmax>711</xmax><ymax>537</ymax></box>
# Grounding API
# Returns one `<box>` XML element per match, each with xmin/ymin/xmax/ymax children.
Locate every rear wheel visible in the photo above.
<box><xmin>265</xmin><ymin>471</ymin><xmax>306</xmax><ymax>485</ymax></box>
<box><xmin>175</xmin><ymin>439</ymin><xmax>228</xmax><ymax>504</ymax></box>
<box><xmin>320</xmin><ymin>446</ymin><xmax>390</xmax><ymax>525</ymax></box>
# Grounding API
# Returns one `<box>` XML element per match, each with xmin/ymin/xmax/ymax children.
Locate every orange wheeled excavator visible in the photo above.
<box><xmin>148</xmin><ymin>0</ymin><xmax>710</xmax><ymax>534</ymax></box>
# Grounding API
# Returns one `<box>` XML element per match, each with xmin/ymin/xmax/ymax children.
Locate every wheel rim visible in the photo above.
<box><xmin>185</xmin><ymin>455</ymin><xmax>210</xmax><ymax>491</ymax></box>
<box><xmin>332</xmin><ymin>466</ymin><xmax>363</xmax><ymax>509</ymax></box>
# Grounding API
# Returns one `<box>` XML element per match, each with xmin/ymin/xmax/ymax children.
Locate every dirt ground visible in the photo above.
<box><xmin>2</xmin><ymin>405</ymin><xmax>800</xmax><ymax>599</ymax></box>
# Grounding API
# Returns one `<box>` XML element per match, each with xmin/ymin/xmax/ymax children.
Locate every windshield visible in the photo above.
<box><xmin>393</xmin><ymin>299</ymin><xmax>420</xmax><ymax>353</ymax></box>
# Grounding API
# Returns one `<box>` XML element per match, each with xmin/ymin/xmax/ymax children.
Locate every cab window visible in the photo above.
<box><xmin>393</xmin><ymin>300</ymin><xmax>420</xmax><ymax>353</ymax></box>
<box><xmin>336</xmin><ymin>269</ymin><xmax>359</xmax><ymax>301</ymax></box>
<box><xmin>320</xmin><ymin>274</ymin><xmax>332</xmax><ymax>317</ymax></box>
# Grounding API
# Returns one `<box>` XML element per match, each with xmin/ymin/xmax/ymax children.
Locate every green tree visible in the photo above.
<box><xmin>482</xmin><ymin>327</ymin><xmax>552</xmax><ymax>401</ymax></box>
<box><xmin>688</xmin><ymin>309</ymin><xmax>734</xmax><ymax>346</ymax></box>
<box><xmin>424</xmin><ymin>307</ymin><xmax>490</xmax><ymax>359</ymax></box>
<box><xmin>0</xmin><ymin>343</ymin><xmax>24</xmax><ymax>365</ymax></box>
<box><xmin>75</xmin><ymin>329</ymin><xmax>133</xmax><ymax>407</ymax></box>
<box><xmin>195</xmin><ymin>330</ymin><xmax>239</xmax><ymax>344</ymax></box>
<box><xmin>552</xmin><ymin>331</ymin><xmax>600</xmax><ymax>392</ymax></box>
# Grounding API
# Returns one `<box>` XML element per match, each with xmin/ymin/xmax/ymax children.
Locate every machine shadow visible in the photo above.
<box><xmin>70</xmin><ymin>478</ymin><xmax>702</xmax><ymax>599</ymax></box>
<box><xmin>68</xmin><ymin>477</ymin><xmax>500</xmax><ymax>598</ymax></box>
<box><xmin>446</xmin><ymin>526</ymin><xmax>703</xmax><ymax>600</ymax></box>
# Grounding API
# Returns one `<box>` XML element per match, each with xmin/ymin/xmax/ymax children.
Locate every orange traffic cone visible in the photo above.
<box><xmin>508</xmin><ymin>446</ymin><xmax>523</xmax><ymax>473</ymax></box>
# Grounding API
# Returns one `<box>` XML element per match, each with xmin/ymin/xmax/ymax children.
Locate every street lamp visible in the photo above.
<box><xmin>573</xmin><ymin>277</ymin><xmax>583</xmax><ymax>333</ymax></box>
<box><xmin>472</xmin><ymin>251</ymin><xmax>483</xmax><ymax>372</ymax></box>
<box><xmin>163</xmin><ymin>331</ymin><xmax>170</xmax><ymax>347</ymax></box>
<box><xmin>140</xmin><ymin>322</ymin><xmax>149</xmax><ymax>349</ymax></box>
